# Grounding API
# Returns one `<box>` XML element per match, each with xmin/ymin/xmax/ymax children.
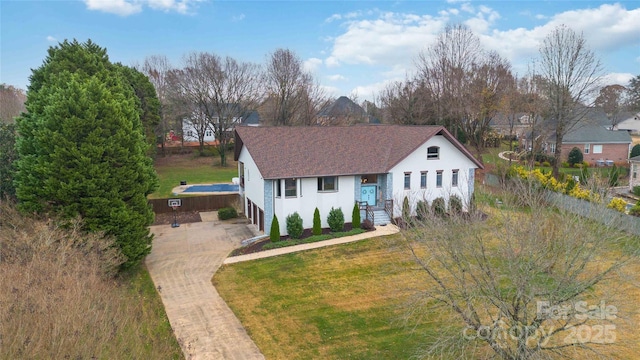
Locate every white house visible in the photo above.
<box><xmin>234</xmin><ymin>125</ymin><xmax>483</xmax><ymax>235</ymax></box>
<box><xmin>182</xmin><ymin>110</ymin><xmax>262</xmax><ymax>143</ymax></box>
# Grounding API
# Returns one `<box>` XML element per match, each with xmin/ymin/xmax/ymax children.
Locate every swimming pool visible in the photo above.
<box><xmin>183</xmin><ymin>184</ymin><xmax>239</xmax><ymax>193</ymax></box>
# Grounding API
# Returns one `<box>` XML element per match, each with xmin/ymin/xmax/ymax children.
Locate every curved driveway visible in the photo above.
<box><xmin>146</xmin><ymin>216</ymin><xmax>265</xmax><ymax>360</ymax></box>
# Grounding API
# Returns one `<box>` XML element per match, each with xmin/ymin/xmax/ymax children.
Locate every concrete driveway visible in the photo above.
<box><xmin>146</xmin><ymin>215</ymin><xmax>265</xmax><ymax>360</ymax></box>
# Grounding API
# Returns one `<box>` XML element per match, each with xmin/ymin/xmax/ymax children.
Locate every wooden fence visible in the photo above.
<box><xmin>149</xmin><ymin>194</ymin><xmax>240</xmax><ymax>214</ymax></box>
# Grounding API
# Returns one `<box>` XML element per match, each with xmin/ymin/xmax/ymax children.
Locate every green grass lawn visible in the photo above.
<box><xmin>150</xmin><ymin>154</ymin><xmax>238</xmax><ymax>199</ymax></box>
<box><xmin>214</xmin><ymin>235</ymin><xmax>446</xmax><ymax>360</ymax></box>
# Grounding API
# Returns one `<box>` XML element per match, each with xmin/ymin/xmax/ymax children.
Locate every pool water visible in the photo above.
<box><xmin>183</xmin><ymin>184</ymin><xmax>239</xmax><ymax>193</ymax></box>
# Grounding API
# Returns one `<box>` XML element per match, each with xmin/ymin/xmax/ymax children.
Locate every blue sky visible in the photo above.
<box><xmin>1</xmin><ymin>0</ymin><xmax>639</xmax><ymax>101</ymax></box>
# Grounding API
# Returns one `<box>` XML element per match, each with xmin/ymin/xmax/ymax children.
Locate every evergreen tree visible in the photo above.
<box><xmin>312</xmin><ymin>208</ymin><xmax>322</xmax><ymax>235</ymax></box>
<box><xmin>567</xmin><ymin>147</ymin><xmax>583</xmax><ymax>166</ymax></box>
<box><xmin>270</xmin><ymin>215</ymin><xmax>281</xmax><ymax>242</ymax></box>
<box><xmin>351</xmin><ymin>202</ymin><xmax>361</xmax><ymax>229</ymax></box>
<box><xmin>631</xmin><ymin>144</ymin><xmax>640</xmax><ymax>158</ymax></box>
<box><xmin>15</xmin><ymin>39</ymin><xmax>158</xmax><ymax>269</ymax></box>
<box><xmin>0</xmin><ymin>123</ymin><xmax>17</xmax><ymax>201</ymax></box>
<box><xmin>116</xmin><ymin>64</ymin><xmax>161</xmax><ymax>155</ymax></box>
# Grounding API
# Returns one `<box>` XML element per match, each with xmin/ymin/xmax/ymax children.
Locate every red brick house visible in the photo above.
<box><xmin>522</xmin><ymin>124</ymin><xmax>631</xmax><ymax>165</ymax></box>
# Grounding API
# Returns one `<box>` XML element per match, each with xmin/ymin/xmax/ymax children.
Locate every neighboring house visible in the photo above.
<box><xmin>629</xmin><ymin>155</ymin><xmax>640</xmax><ymax>192</ymax></box>
<box><xmin>521</xmin><ymin>123</ymin><xmax>631</xmax><ymax>165</ymax></box>
<box><xmin>489</xmin><ymin>113</ymin><xmax>539</xmax><ymax>139</ymax></box>
<box><xmin>614</xmin><ymin>112</ymin><xmax>640</xmax><ymax>134</ymax></box>
<box><xmin>182</xmin><ymin>109</ymin><xmax>261</xmax><ymax>143</ymax></box>
<box><xmin>234</xmin><ymin>125</ymin><xmax>484</xmax><ymax>235</ymax></box>
<box><xmin>317</xmin><ymin>96</ymin><xmax>372</xmax><ymax>125</ymax></box>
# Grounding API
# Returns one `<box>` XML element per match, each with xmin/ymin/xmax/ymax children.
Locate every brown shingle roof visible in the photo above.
<box><xmin>234</xmin><ymin>124</ymin><xmax>482</xmax><ymax>179</ymax></box>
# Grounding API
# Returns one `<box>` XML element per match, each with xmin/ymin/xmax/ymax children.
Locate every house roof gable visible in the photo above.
<box><xmin>234</xmin><ymin>125</ymin><xmax>483</xmax><ymax>179</ymax></box>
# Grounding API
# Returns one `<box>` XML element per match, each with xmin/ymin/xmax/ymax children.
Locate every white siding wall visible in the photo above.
<box><xmin>273</xmin><ymin>176</ymin><xmax>356</xmax><ymax>235</ymax></box>
<box><xmin>237</xmin><ymin>147</ymin><xmax>264</xmax><ymax>211</ymax></box>
<box><xmin>389</xmin><ymin>135</ymin><xmax>477</xmax><ymax>216</ymax></box>
<box><xmin>182</xmin><ymin>120</ymin><xmax>215</xmax><ymax>142</ymax></box>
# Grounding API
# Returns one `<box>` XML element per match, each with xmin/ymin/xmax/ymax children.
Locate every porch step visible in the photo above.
<box><xmin>361</xmin><ymin>209</ymin><xmax>392</xmax><ymax>226</ymax></box>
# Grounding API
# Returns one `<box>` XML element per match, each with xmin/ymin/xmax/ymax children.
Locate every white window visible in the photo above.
<box><xmin>186</xmin><ymin>130</ymin><xmax>193</xmax><ymax>137</ymax></box>
<box><xmin>205</xmin><ymin>130</ymin><xmax>213</xmax><ymax>137</ymax></box>
<box><xmin>317</xmin><ymin>176</ymin><xmax>338</xmax><ymax>192</ymax></box>
<box><xmin>285</xmin><ymin>178</ymin><xmax>297</xmax><ymax>197</ymax></box>
<box><xmin>436</xmin><ymin>171</ymin><xmax>443</xmax><ymax>188</ymax></box>
<box><xmin>452</xmin><ymin>169</ymin><xmax>459</xmax><ymax>187</ymax></box>
<box><xmin>404</xmin><ymin>172</ymin><xmax>411</xmax><ymax>189</ymax></box>
<box><xmin>593</xmin><ymin>145</ymin><xmax>603</xmax><ymax>154</ymax></box>
<box><xmin>420</xmin><ymin>171</ymin><xmax>427</xmax><ymax>189</ymax></box>
<box><xmin>427</xmin><ymin>146</ymin><xmax>440</xmax><ymax>160</ymax></box>
<box><xmin>584</xmin><ymin>144</ymin><xmax>590</xmax><ymax>154</ymax></box>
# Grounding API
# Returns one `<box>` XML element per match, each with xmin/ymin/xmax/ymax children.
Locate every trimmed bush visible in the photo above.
<box><xmin>327</xmin><ymin>207</ymin><xmax>345</xmax><ymax>232</ymax></box>
<box><xmin>286</xmin><ymin>212</ymin><xmax>303</xmax><ymax>239</ymax></box>
<box><xmin>351</xmin><ymin>203</ymin><xmax>361</xmax><ymax>229</ymax></box>
<box><xmin>402</xmin><ymin>196</ymin><xmax>410</xmax><ymax>218</ymax></box>
<box><xmin>218</xmin><ymin>207</ymin><xmax>237</xmax><ymax>220</ymax></box>
<box><xmin>361</xmin><ymin>219</ymin><xmax>375</xmax><ymax>231</ymax></box>
<box><xmin>432</xmin><ymin>197</ymin><xmax>446</xmax><ymax>216</ymax></box>
<box><xmin>632</xmin><ymin>186</ymin><xmax>640</xmax><ymax>197</ymax></box>
<box><xmin>541</xmin><ymin>161</ymin><xmax>551</xmax><ymax>167</ymax></box>
<box><xmin>568</xmin><ymin>147</ymin><xmax>583</xmax><ymax>167</ymax></box>
<box><xmin>312</xmin><ymin>207</ymin><xmax>322</xmax><ymax>236</ymax></box>
<box><xmin>270</xmin><ymin>215</ymin><xmax>280</xmax><ymax>242</ymax></box>
<box><xmin>561</xmin><ymin>161</ymin><xmax>570</xmax><ymax>168</ymax></box>
<box><xmin>416</xmin><ymin>200</ymin><xmax>429</xmax><ymax>220</ymax></box>
<box><xmin>631</xmin><ymin>144</ymin><xmax>640</xmax><ymax>158</ymax></box>
<box><xmin>449</xmin><ymin>195</ymin><xmax>463</xmax><ymax>214</ymax></box>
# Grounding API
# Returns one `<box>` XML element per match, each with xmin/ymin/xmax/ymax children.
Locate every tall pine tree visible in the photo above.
<box><xmin>15</xmin><ymin>39</ymin><xmax>158</xmax><ymax>269</ymax></box>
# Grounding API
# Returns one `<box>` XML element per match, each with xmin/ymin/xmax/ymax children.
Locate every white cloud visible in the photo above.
<box><xmin>601</xmin><ymin>72</ymin><xmax>634</xmax><ymax>87</ymax></box>
<box><xmin>478</xmin><ymin>3</ymin><xmax>640</xmax><ymax>71</ymax></box>
<box><xmin>46</xmin><ymin>35</ymin><xmax>57</xmax><ymax>42</ymax></box>
<box><xmin>325</xmin><ymin>56</ymin><xmax>340</xmax><ymax>68</ymax></box>
<box><xmin>232</xmin><ymin>13</ymin><xmax>245</xmax><ymax>22</ymax></box>
<box><xmin>303</xmin><ymin>58</ymin><xmax>323</xmax><ymax>72</ymax></box>
<box><xmin>84</xmin><ymin>0</ymin><xmax>142</xmax><ymax>16</ymax></box>
<box><xmin>324</xmin><ymin>3</ymin><xmax>640</xmax><ymax>100</ymax></box>
<box><xmin>327</xmin><ymin>74</ymin><xmax>347</xmax><ymax>81</ymax></box>
<box><xmin>84</xmin><ymin>0</ymin><xmax>201</xmax><ymax>16</ymax></box>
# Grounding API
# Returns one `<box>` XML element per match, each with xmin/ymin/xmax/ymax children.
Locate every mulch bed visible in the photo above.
<box><xmin>230</xmin><ymin>223</ymin><xmax>361</xmax><ymax>256</ymax></box>
<box><xmin>153</xmin><ymin>211</ymin><xmax>202</xmax><ymax>225</ymax></box>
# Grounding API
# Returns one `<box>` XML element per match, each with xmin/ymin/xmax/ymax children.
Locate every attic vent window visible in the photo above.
<box><xmin>427</xmin><ymin>146</ymin><xmax>440</xmax><ymax>160</ymax></box>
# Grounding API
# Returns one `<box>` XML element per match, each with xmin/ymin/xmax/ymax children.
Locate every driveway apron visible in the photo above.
<box><xmin>146</xmin><ymin>221</ymin><xmax>265</xmax><ymax>360</ymax></box>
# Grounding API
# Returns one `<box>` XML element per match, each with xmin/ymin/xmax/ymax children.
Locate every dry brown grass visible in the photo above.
<box><xmin>0</xmin><ymin>204</ymin><xmax>182</xmax><ymax>359</ymax></box>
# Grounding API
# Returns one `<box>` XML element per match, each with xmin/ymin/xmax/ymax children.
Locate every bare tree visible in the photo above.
<box><xmin>403</xmin><ymin>182</ymin><xmax>638</xmax><ymax>359</ymax></box>
<box><xmin>416</xmin><ymin>24</ymin><xmax>512</xmax><ymax>153</ymax></box>
<box><xmin>539</xmin><ymin>25</ymin><xmax>603</xmax><ymax>177</ymax></box>
<box><xmin>595</xmin><ymin>84</ymin><xmax>628</xmax><ymax>129</ymax></box>
<box><xmin>263</xmin><ymin>48</ymin><xmax>326</xmax><ymax>126</ymax></box>
<box><xmin>417</xmin><ymin>24</ymin><xmax>483</xmax><ymax>133</ymax></box>
<box><xmin>140</xmin><ymin>55</ymin><xmax>178</xmax><ymax>154</ymax></box>
<box><xmin>461</xmin><ymin>51</ymin><xmax>513</xmax><ymax>154</ymax></box>
<box><xmin>168</xmin><ymin>52</ymin><xmax>262</xmax><ymax>165</ymax></box>
<box><xmin>378</xmin><ymin>79</ymin><xmax>434</xmax><ymax>125</ymax></box>
<box><xmin>0</xmin><ymin>84</ymin><xmax>26</xmax><ymax>124</ymax></box>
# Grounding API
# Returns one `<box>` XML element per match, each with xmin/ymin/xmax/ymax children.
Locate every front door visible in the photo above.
<box><xmin>361</xmin><ymin>185</ymin><xmax>376</xmax><ymax>206</ymax></box>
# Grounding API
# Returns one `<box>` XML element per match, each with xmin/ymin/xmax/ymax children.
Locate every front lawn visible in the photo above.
<box><xmin>214</xmin><ymin>199</ymin><xmax>640</xmax><ymax>359</ymax></box>
<box><xmin>150</xmin><ymin>154</ymin><xmax>238</xmax><ymax>198</ymax></box>
<box><xmin>214</xmin><ymin>235</ymin><xmax>445</xmax><ymax>360</ymax></box>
